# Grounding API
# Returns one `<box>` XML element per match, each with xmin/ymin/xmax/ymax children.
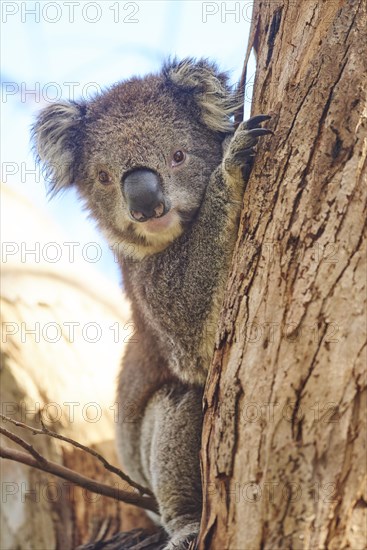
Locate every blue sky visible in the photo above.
<box><xmin>1</xmin><ymin>0</ymin><xmax>255</xmax><ymax>285</ymax></box>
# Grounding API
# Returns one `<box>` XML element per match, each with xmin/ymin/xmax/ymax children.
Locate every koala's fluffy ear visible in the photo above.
<box><xmin>164</xmin><ymin>58</ymin><xmax>239</xmax><ymax>133</ymax></box>
<box><xmin>32</xmin><ymin>101</ymin><xmax>85</xmax><ymax>195</ymax></box>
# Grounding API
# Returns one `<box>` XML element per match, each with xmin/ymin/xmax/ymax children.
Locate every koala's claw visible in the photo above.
<box><xmin>224</xmin><ymin>115</ymin><xmax>272</xmax><ymax>175</ymax></box>
<box><xmin>244</xmin><ymin>127</ymin><xmax>274</xmax><ymax>138</ymax></box>
<box><xmin>163</xmin><ymin>534</ymin><xmax>197</xmax><ymax>550</ymax></box>
<box><xmin>244</xmin><ymin>114</ymin><xmax>272</xmax><ymax>129</ymax></box>
<box><xmin>163</xmin><ymin>524</ymin><xmax>199</xmax><ymax>550</ymax></box>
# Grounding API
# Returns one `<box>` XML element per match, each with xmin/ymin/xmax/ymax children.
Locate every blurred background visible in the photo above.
<box><xmin>1</xmin><ymin>0</ymin><xmax>255</xmax><ymax>285</ymax></box>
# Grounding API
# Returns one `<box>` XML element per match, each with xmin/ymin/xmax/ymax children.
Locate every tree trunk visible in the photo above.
<box><xmin>199</xmin><ymin>1</ymin><xmax>366</xmax><ymax>549</ymax></box>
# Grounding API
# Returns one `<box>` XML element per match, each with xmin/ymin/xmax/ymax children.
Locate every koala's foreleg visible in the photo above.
<box><xmin>177</xmin><ymin>115</ymin><xmax>273</xmax><ymax>372</ymax></box>
<box><xmin>188</xmin><ymin>115</ymin><xmax>272</xmax><ymax>271</ymax></box>
<box><xmin>140</xmin><ymin>385</ymin><xmax>203</xmax><ymax>550</ymax></box>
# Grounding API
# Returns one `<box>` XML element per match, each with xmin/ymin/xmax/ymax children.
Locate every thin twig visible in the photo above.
<box><xmin>0</xmin><ymin>445</ymin><xmax>158</xmax><ymax>514</ymax></box>
<box><xmin>0</xmin><ymin>413</ymin><xmax>152</xmax><ymax>497</ymax></box>
<box><xmin>0</xmin><ymin>426</ymin><xmax>47</xmax><ymax>464</ymax></box>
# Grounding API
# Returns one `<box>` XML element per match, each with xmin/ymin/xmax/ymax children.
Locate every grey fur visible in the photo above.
<box><xmin>32</xmin><ymin>58</ymin><xmax>271</xmax><ymax>550</ymax></box>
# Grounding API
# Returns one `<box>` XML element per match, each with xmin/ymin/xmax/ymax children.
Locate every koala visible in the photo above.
<box><xmin>32</xmin><ymin>58</ymin><xmax>271</xmax><ymax>550</ymax></box>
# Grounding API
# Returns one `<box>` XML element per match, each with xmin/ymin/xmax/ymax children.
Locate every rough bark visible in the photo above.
<box><xmin>199</xmin><ymin>1</ymin><xmax>366</xmax><ymax>549</ymax></box>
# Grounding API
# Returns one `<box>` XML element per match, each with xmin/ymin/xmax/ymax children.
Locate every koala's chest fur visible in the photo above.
<box><xmin>121</xmin><ymin>228</ymin><xmax>223</xmax><ymax>385</ymax></box>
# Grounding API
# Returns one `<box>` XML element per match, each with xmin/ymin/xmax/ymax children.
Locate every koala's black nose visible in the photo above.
<box><xmin>123</xmin><ymin>169</ymin><xmax>168</xmax><ymax>222</ymax></box>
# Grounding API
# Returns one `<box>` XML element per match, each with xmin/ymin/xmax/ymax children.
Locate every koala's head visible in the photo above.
<box><xmin>33</xmin><ymin>58</ymin><xmax>238</xmax><ymax>258</ymax></box>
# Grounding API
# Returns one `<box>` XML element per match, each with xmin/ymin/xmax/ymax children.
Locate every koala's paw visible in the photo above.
<box><xmin>163</xmin><ymin>523</ymin><xmax>199</xmax><ymax>550</ymax></box>
<box><xmin>224</xmin><ymin>114</ymin><xmax>273</xmax><ymax>177</ymax></box>
<box><xmin>163</xmin><ymin>534</ymin><xmax>197</xmax><ymax>550</ymax></box>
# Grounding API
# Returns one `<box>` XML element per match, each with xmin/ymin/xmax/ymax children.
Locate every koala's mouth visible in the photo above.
<box><xmin>129</xmin><ymin>202</ymin><xmax>166</xmax><ymax>222</ymax></box>
<box><xmin>133</xmin><ymin>208</ymin><xmax>181</xmax><ymax>235</ymax></box>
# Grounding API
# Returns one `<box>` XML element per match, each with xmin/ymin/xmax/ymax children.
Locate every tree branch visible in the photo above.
<box><xmin>0</xmin><ymin>425</ymin><xmax>47</xmax><ymax>464</ymax></box>
<box><xmin>0</xmin><ymin>413</ymin><xmax>153</xmax><ymax>497</ymax></box>
<box><xmin>0</xmin><ymin>445</ymin><xmax>158</xmax><ymax>514</ymax></box>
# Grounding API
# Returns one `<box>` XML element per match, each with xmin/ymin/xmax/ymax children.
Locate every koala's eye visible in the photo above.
<box><xmin>172</xmin><ymin>150</ymin><xmax>186</xmax><ymax>167</ymax></box>
<box><xmin>98</xmin><ymin>170</ymin><xmax>112</xmax><ymax>185</ymax></box>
